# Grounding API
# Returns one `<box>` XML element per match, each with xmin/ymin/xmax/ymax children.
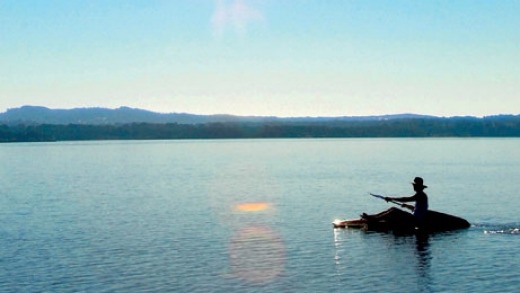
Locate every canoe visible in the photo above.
<box><xmin>332</xmin><ymin>218</ymin><xmax>367</xmax><ymax>229</ymax></box>
<box><xmin>333</xmin><ymin>209</ymin><xmax>470</xmax><ymax>233</ymax></box>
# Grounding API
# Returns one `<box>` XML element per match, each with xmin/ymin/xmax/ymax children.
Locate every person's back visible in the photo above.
<box><xmin>412</xmin><ymin>189</ymin><xmax>428</xmax><ymax>222</ymax></box>
<box><xmin>383</xmin><ymin>177</ymin><xmax>429</xmax><ymax>227</ymax></box>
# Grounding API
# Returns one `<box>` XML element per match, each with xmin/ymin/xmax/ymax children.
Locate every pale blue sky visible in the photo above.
<box><xmin>1</xmin><ymin>0</ymin><xmax>519</xmax><ymax>116</ymax></box>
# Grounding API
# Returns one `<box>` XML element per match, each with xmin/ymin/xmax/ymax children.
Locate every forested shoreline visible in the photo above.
<box><xmin>2</xmin><ymin>116</ymin><xmax>520</xmax><ymax>142</ymax></box>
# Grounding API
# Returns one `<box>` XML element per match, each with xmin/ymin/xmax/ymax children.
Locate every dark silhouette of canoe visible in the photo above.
<box><xmin>333</xmin><ymin>209</ymin><xmax>470</xmax><ymax>234</ymax></box>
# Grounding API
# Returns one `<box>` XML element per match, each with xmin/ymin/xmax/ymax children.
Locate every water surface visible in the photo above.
<box><xmin>1</xmin><ymin>138</ymin><xmax>518</xmax><ymax>292</ymax></box>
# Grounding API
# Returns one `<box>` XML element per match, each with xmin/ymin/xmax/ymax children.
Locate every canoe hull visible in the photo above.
<box><xmin>333</xmin><ymin>209</ymin><xmax>470</xmax><ymax>233</ymax></box>
<box><xmin>420</xmin><ymin>210</ymin><xmax>471</xmax><ymax>232</ymax></box>
<box><xmin>332</xmin><ymin>218</ymin><xmax>367</xmax><ymax>229</ymax></box>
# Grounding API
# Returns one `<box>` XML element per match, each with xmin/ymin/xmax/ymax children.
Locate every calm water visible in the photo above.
<box><xmin>0</xmin><ymin>138</ymin><xmax>519</xmax><ymax>292</ymax></box>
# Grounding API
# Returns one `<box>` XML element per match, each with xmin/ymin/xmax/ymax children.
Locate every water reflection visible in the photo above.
<box><xmin>333</xmin><ymin>228</ymin><xmax>344</xmax><ymax>266</ymax></box>
<box><xmin>414</xmin><ymin>233</ymin><xmax>431</xmax><ymax>281</ymax></box>
<box><xmin>332</xmin><ymin>227</ymin><xmax>359</xmax><ymax>273</ymax></box>
<box><xmin>333</xmin><ymin>229</ymin><xmax>434</xmax><ymax>292</ymax></box>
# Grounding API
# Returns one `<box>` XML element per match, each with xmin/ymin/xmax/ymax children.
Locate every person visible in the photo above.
<box><xmin>362</xmin><ymin>177</ymin><xmax>429</xmax><ymax>229</ymax></box>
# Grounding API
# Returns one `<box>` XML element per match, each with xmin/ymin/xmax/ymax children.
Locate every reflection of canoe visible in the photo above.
<box><xmin>333</xmin><ymin>209</ymin><xmax>470</xmax><ymax>234</ymax></box>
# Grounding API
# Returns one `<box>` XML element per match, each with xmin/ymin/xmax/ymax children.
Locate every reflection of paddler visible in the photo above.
<box><xmin>228</xmin><ymin>225</ymin><xmax>285</xmax><ymax>284</ymax></box>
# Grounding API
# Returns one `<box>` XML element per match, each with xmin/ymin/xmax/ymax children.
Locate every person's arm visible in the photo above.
<box><xmin>385</xmin><ymin>195</ymin><xmax>416</xmax><ymax>203</ymax></box>
<box><xmin>400</xmin><ymin>203</ymin><xmax>415</xmax><ymax>211</ymax></box>
<box><xmin>384</xmin><ymin>196</ymin><xmax>415</xmax><ymax>211</ymax></box>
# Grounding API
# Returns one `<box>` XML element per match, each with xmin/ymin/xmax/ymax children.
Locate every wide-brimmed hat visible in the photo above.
<box><xmin>411</xmin><ymin>177</ymin><xmax>427</xmax><ymax>188</ymax></box>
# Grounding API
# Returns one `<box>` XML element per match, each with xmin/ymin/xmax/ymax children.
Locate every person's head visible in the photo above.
<box><xmin>412</xmin><ymin>177</ymin><xmax>427</xmax><ymax>191</ymax></box>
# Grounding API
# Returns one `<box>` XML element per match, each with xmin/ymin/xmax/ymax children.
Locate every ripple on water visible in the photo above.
<box><xmin>474</xmin><ymin>223</ymin><xmax>520</xmax><ymax>235</ymax></box>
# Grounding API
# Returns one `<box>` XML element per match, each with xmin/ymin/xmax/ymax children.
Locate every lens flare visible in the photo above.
<box><xmin>228</xmin><ymin>226</ymin><xmax>285</xmax><ymax>284</ymax></box>
<box><xmin>234</xmin><ymin>202</ymin><xmax>270</xmax><ymax>212</ymax></box>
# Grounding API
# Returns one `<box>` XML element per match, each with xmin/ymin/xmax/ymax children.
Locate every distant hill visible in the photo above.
<box><xmin>1</xmin><ymin>106</ymin><xmax>519</xmax><ymax>142</ymax></box>
<box><xmin>0</xmin><ymin>106</ymin><xmax>256</xmax><ymax>125</ymax></box>
<box><xmin>0</xmin><ymin>105</ymin><xmax>436</xmax><ymax>125</ymax></box>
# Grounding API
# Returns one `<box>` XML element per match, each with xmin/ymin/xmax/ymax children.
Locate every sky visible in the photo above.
<box><xmin>1</xmin><ymin>0</ymin><xmax>519</xmax><ymax>117</ymax></box>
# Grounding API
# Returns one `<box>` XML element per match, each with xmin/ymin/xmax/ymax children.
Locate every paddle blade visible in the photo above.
<box><xmin>369</xmin><ymin>193</ymin><xmax>385</xmax><ymax>200</ymax></box>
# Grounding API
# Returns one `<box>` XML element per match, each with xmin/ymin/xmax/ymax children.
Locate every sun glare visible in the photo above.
<box><xmin>234</xmin><ymin>202</ymin><xmax>270</xmax><ymax>212</ymax></box>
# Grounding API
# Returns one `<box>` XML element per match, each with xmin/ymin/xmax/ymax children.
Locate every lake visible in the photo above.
<box><xmin>0</xmin><ymin>138</ymin><xmax>518</xmax><ymax>292</ymax></box>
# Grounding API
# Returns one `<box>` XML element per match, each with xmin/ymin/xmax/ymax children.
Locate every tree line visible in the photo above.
<box><xmin>1</xmin><ymin>116</ymin><xmax>520</xmax><ymax>142</ymax></box>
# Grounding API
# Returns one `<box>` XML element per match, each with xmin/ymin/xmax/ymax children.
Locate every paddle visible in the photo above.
<box><xmin>369</xmin><ymin>193</ymin><xmax>414</xmax><ymax>210</ymax></box>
